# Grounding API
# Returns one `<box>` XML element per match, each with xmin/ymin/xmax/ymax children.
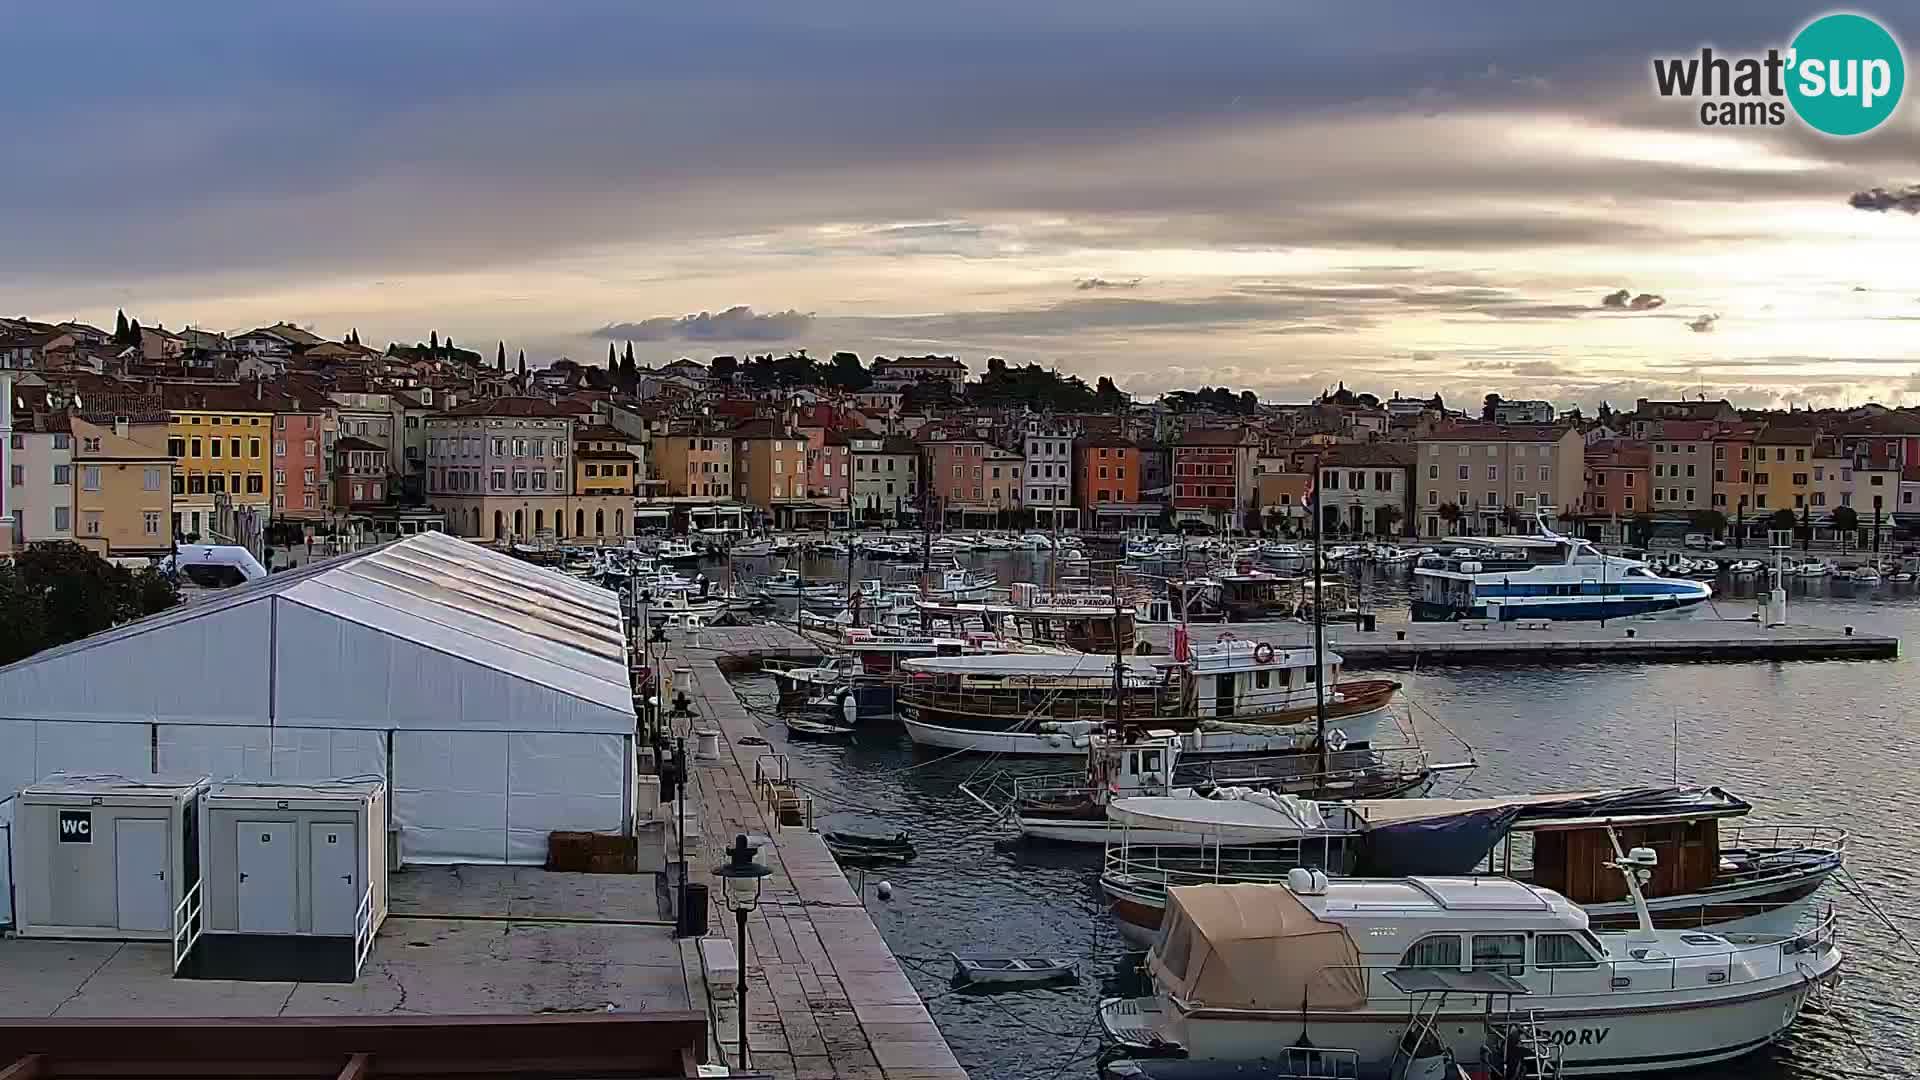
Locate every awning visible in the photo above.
<box><xmin>1148</xmin><ymin>884</ymin><xmax>1367</xmax><ymax>1011</ymax></box>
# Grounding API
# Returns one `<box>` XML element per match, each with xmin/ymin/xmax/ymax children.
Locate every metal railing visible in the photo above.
<box><xmin>1102</xmin><ymin>838</ymin><xmax>1360</xmax><ymax>896</ymax></box>
<box><xmin>353</xmin><ymin>882</ymin><xmax>377</xmax><ymax>976</ymax></box>
<box><xmin>1317</xmin><ymin>906</ymin><xmax>1840</xmax><ymax>1007</ymax></box>
<box><xmin>171</xmin><ymin>879</ymin><xmax>204</xmax><ymax>975</ymax></box>
<box><xmin>1717</xmin><ymin>824</ymin><xmax>1850</xmax><ymax>883</ymax></box>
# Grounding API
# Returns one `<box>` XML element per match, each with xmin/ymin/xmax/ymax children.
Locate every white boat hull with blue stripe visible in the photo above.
<box><xmin>1412</xmin><ymin>513</ymin><xmax>1711</xmax><ymax>622</ymax></box>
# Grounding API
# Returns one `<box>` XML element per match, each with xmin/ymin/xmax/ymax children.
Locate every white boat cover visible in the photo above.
<box><xmin>1149</xmin><ymin>883</ymin><xmax>1367</xmax><ymax>1010</ymax></box>
<box><xmin>1109</xmin><ymin>791</ymin><xmax>1328</xmax><ymax>837</ymax></box>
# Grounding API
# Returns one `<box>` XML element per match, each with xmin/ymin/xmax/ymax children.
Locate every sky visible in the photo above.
<box><xmin>6</xmin><ymin>2</ymin><xmax>1920</xmax><ymax>410</ymax></box>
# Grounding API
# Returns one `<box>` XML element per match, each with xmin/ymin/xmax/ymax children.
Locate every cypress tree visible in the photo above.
<box><xmin>497</xmin><ymin>341</ymin><xmax>506</xmax><ymax>370</ymax></box>
<box><xmin>429</xmin><ymin>330</ymin><xmax>439</xmax><ymax>354</ymax></box>
<box><xmin>114</xmin><ymin>309</ymin><xmax>129</xmax><ymax>343</ymax></box>
<box><xmin>518</xmin><ymin>350</ymin><xmax>527</xmax><ymax>377</ymax></box>
<box><xmin>129</xmin><ymin>318</ymin><xmax>142</xmax><ymax>343</ymax></box>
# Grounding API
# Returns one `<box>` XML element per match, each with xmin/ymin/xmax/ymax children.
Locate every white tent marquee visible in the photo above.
<box><xmin>0</xmin><ymin>531</ymin><xmax>637</xmax><ymax>866</ymax></box>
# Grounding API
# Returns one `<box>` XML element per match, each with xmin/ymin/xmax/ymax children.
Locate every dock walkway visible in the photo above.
<box><xmin>656</xmin><ymin>626</ymin><xmax>968</xmax><ymax>1080</ymax></box>
<box><xmin>1136</xmin><ymin>616</ymin><xmax>1896</xmax><ymax>665</ymax></box>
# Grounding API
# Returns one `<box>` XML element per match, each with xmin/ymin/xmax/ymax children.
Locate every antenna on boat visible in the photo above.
<box><xmin>1604</xmin><ymin>824</ymin><xmax>1660</xmax><ymax>942</ymax></box>
<box><xmin>1310</xmin><ymin>453</ymin><xmax>1329</xmax><ymax>780</ymax></box>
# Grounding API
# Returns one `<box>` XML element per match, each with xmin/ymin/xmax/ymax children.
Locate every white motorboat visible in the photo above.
<box><xmin>810</xmin><ymin>539</ymin><xmax>851</xmax><ymax>557</ymax></box>
<box><xmin>730</xmin><ymin>539</ymin><xmax>775</xmax><ymax>558</ymax></box>
<box><xmin>653</xmin><ymin>539</ymin><xmax>701</xmax><ymax>564</ymax></box>
<box><xmin>1017</xmin><ymin>532</ymin><xmax>1055</xmax><ymax>550</ymax></box>
<box><xmin>1727</xmin><ymin>560</ymin><xmax>1763</xmax><ymax>575</ymax></box>
<box><xmin>858</xmin><ymin>537</ymin><xmax>916</xmax><ymax>559</ymax></box>
<box><xmin>756</xmin><ymin>568</ymin><xmax>845</xmax><ymax>601</ymax></box>
<box><xmin>949</xmin><ymin>954</ymin><xmax>1076</xmax><ymax>986</ymax></box>
<box><xmin>1100</xmin><ymin>854</ymin><xmax>1841</xmax><ymax>1076</ymax></box>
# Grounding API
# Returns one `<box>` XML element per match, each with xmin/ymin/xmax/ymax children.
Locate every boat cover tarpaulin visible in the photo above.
<box><xmin>1353</xmin><ymin>805</ymin><xmax>1523</xmax><ymax>877</ymax></box>
<box><xmin>1350</xmin><ymin>787</ymin><xmax>1749</xmax><ymax>877</ymax></box>
<box><xmin>1148</xmin><ymin>883</ymin><xmax>1366</xmax><ymax>1011</ymax></box>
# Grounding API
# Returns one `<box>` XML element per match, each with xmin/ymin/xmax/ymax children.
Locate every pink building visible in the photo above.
<box><xmin>270</xmin><ymin>407</ymin><xmax>327</xmax><ymax>521</ymax></box>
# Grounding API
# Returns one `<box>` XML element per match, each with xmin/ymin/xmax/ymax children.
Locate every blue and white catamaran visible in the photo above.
<box><xmin>1412</xmin><ymin>508</ymin><xmax>1711</xmax><ymax>621</ymax></box>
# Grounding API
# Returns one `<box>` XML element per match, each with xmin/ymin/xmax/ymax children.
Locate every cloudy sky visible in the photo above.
<box><xmin>7</xmin><ymin>2</ymin><xmax>1919</xmax><ymax>409</ymax></box>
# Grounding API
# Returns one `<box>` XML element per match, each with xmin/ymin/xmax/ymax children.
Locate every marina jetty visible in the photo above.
<box><xmin>1142</xmin><ymin>616</ymin><xmax>1896</xmax><ymax>666</ymax></box>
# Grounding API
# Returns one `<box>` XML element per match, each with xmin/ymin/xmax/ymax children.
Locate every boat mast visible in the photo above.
<box><xmin>1312</xmin><ymin>457</ymin><xmax>1329</xmax><ymax>779</ymax></box>
<box><xmin>1112</xmin><ymin>588</ymin><xmax>1126</xmax><ymax>723</ymax></box>
<box><xmin>845</xmin><ymin>485</ymin><xmax>857</xmax><ymax>628</ymax></box>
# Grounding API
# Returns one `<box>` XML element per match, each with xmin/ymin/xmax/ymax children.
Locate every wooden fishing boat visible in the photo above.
<box><xmin>822</xmin><ymin>830</ymin><xmax>916</xmax><ymax>863</ymax></box>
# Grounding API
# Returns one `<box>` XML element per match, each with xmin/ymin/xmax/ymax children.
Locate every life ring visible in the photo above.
<box><xmin>1326</xmin><ymin>728</ymin><xmax>1349</xmax><ymax>752</ymax></box>
<box><xmin>1254</xmin><ymin>642</ymin><xmax>1276</xmax><ymax>664</ymax></box>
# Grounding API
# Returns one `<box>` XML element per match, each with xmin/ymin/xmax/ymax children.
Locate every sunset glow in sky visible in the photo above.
<box><xmin>6</xmin><ymin>2</ymin><xmax>1918</xmax><ymax>408</ymax></box>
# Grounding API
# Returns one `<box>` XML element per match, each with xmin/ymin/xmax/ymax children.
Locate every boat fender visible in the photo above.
<box><xmin>877</xmin><ymin>881</ymin><xmax>894</xmax><ymax>901</ymax></box>
<box><xmin>1253</xmin><ymin>641</ymin><xmax>1276</xmax><ymax>664</ymax></box>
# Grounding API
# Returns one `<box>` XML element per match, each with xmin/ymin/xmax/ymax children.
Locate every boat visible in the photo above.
<box><xmin>1096</xmin><ymin>785</ymin><xmax>1844</xmax><ymax>944</ymax></box>
<box><xmin>912</xmin><ymin>591</ymin><xmax>1139</xmax><ymax>652</ymax></box>
<box><xmin>653</xmin><ymin>538</ymin><xmax>701</xmax><ymax>564</ymax></box>
<box><xmin>1787</xmin><ymin>560</ymin><xmax>1831</xmax><ymax>578</ymax></box>
<box><xmin>769</xmin><ymin>536</ymin><xmax>799</xmax><ymax>556</ymax></box>
<box><xmin>885</xmin><ymin>561</ymin><xmax>997</xmax><ymax>601</ymax></box>
<box><xmin>1727</xmin><ymin>560</ymin><xmax>1763</xmax><ymax>576</ymax></box>
<box><xmin>730</xmin><ymin>539</ymin><xmax>775</xmax><ymax>558</ymax></box>
<box><xmin>991</xmin><ymin>729</ymin><xmax>1455</xmax><ymax>845</ymax></box>
<box><xmin>1413</xmin><ymin>510</ymin><xmax>1711</xmax><ymax>621</ymax></box>
<box><xmin>810</xmin><ymin>539</ymin><xmax>851</xmax><ymax>557</ymax></box>
<box><xmin>949</xmin><ymin>954</ymin><xmax>1076</xmax><ymax>986</ymax></box>
<box><xmin>1098</xmin><ymin>853</ymin><xmax>1842</xmax><ymax>1076</ymax></box>
<box><xmin>822</xmin><ymin>830</ymin><xmax>916</xmax><ymax>863</ymax></box>
<box><xmin>786</xmin><ymin>714</ymin><xmax>857</xmax><ymax>740</ymax></box>
<box><xmin>859</xmin><ymin>537</ymin><xmax>916</xmax><ymax>559</ymax></box>
<box><xmin>757</xmin><ymin>568</ymin><xmax>846</xmax><ymax>601</ymax></box>
<box><xmin>899</xmin><ymin>637</ymin><xmax>1398</xmax><ymax>757</ymax></box>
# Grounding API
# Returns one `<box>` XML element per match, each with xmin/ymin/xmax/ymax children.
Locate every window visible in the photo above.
<box><xmin>1457</xmin><ymin>465</ymin><xmax>1469</xmax><ymax>480</ymax></box>
<box><xmin>1487</xmin><ymin>466</ymin><xmax>1498</xmax><ymax>480</ymax></box>
<box><xmin>249</xmin><ymin>439</ymin><xmax>261</xmax><ymax>458</ymax></box>
<box><xmin>1428</xmin><ymin>464</ymin><xmax>1438</xmax><ymax>479</ymax></box>
<box><xmin>208</xmin><ymin>473</ymin><xmax>226</xmax><ymax>494</ymax></box>
<box><xmin>52</xmin><ymin>464</ymin><xmax>70</xmax><ymax>486</ymax></box>
<box><xmin>274</xmin><ymin>469</ymin><xmax>286</xmax><ymax>488</ymax></box>
<box><xmin>53</xmin><ymin>506</ymin><xmax>70</xmax><ymax>532</ymax></box>
<box><xmin>188</xmin><ymin>474</ymin><xmax>205</xmax><ymax>494</ymax></box>
<box><xmin>1872</xmin><ymin>474</ymin><xmax>1886</xmax><ymax>486</ymax></box>
<box><xmin>1624</xmin><ymin>496</ymin><xmax>1634</xmax><ymax>510</ymax></box>
<box><xmin>172</xmin><ymin>474</ymin><xmax>184</xmax><ymax>495</ymax></box>
<box><xmin>80</xmin><ymin>466</ymin><xmax>101</xmax><ymax>491</ymax></box>
<box><xmin>53</xmin><ymin>433</ymin><xmax>71</xmax><ymax>450</ymax></box>
<box><xmin>1756</xmin><ymin>472</ymin><xmax>1769</xmax><ymax>486</ymax></box>
<box><xmin>144</xmin><ymin>511</ymin><xmax>161</xmax><ymax>536</ymax></box>
<box><xmin>304</xmin><ymin>468</ymin><xmax>316</xmax><ymax>484</ymax></box>
<box><xmin>491</xmin><ymin>469</ymin><xmax>507</xmax><ymax>491</ymax></box>
<box><xmin>230</xmin><ymin>438</ymin><xmax>241</xmax><ymax>458</ymax></box>
<box><xmin>1624</xmin><ymin>473</ymin><xmax>1634</xmax><ymax>488</ymax></box>
<box><xmin>209</xmin><ymin>439</ymin><xmax>220</xmax><ymax>459</ymax></box>
<box><xmin>1399</xmin><ymin>935</ymin><xmax>1462</xmax><ymax>969</ymax></box>
<box><xmin>167</xmin><ymin>437</ymin><xmax>185</xmax><ymax>457</ymax></box>
<box><xmin>246</xmin><ymin>473</ymin><xmax>263</xmax><ymax>494</ymax></box>
<box><xmin>144</xmin><ymin>467</ymin><xmax>163</xmax><ymax>491</ymax></box>
<box><xmin>1428</xmin><ymin>490</ymin><xmax>1438</xmax><ymax>505</ymax></box>
<box><xmin>1472</xmin><ymin>934</ymin><xmax>1526</xmax><ymax>976</ymax></box>
<box><xmin>1535</xmin><ymin>933</ymin><xmax>1600</xmax><ymax>969</ymax></box>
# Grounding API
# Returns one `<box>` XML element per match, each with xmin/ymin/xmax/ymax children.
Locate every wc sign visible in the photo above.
<box><xmin>58</xmin><ymin>809</ymin><xmax>92</xmax><ymax>843</ymax></box>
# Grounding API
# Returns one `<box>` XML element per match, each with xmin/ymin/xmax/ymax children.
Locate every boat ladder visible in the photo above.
<box><xmin>1481</xmin><ymin>1007</ymin><xmax>1562</xmax><ymax>1080</ymax></box>
<box><xmin>1387</xmin><ymin>992</ymin><xmax>1451</xmax><ymax>1078</ymax></box>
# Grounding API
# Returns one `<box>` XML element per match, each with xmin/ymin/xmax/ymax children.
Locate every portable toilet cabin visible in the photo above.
<box><xmin>10</xmin><ymin>774</ymin><xmax>209</xmax><ymax>942</ymax></box>
<box><xmin>190</xmin><ymin>779</ymin><xmax>388</xmax><ymax>982</ymax></box>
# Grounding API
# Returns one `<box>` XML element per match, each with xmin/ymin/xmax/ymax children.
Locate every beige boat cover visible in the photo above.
<box><xmin>1147</xmin><ymin>883</ymin><xmax>1367</xmax><ymax>1011</ymax></box>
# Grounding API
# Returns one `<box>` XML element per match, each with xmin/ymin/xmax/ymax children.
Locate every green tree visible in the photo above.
<box><xmin>0</xmin><ymin>543</ymin><xmax>181</xmax><ymax>665</ymax></box>
<box><xmin>1379</xmin><ymin>504</ymin><xmax>1404</xmax><ymax>537</ymax></box>
<box><xmin>128</xmin><ymin>318</ymin><xmax>142</xmax><ymax>344</ymax></box>
<box><xmin>1438</xmin><ymin>502</ymin><xmax>1463</xmax><ymax>536</ymax></box>
<box><xmin>607</xmin><ymin>342</ymin><xmax>616</xmax><ymax>371</ymax></box>
<box><xmin>497</xmin><ymin>341</ymin><xmax>506</xmax><ymax>370</ymax></box>
<box><xmin>515</xmin><ymin>348</ymin><xmax>523</xmax><ymax>374</ymax></box>
<box><xmin>711</xmin><ymin>355</ymin><xmax>738</xmax><ymax>383</ymax></box>
<box><xmin>1768</xmin><ymin>508</ymin><xmax>1797</xmax><ymax>536</ymax></box>
<box><xmin>430</xmin><ymin>330</ymin><xmax>439</xmax><ymax>353</ymax></box>
<box><xmin>1832</xmin><ymin>505</ymin><xmax>1859</xmax><ymax>552</ymax></box>
<box><xmin>1689</xmin><ymin>508</ymin><xmax>1729</xmax><ymax>538</ymax></box>
<box><xmin>823</xmin><ymin>352</ymin><xmax>872</xmax><ymax>390</ymax></box>
<box><xmin>1500</xmin><ymin>506</ymin><xmax>1524</xmax><ymax>533</ymax></box>
<box><xmin>113</xmin><ymin>309</ymin><xmax>130</xmax><ymax>343</ymax></box>
<box><xmin>1482</xmin><ymin>393</ymin><xmax>1503</xmax><ymax>422</ymax></box>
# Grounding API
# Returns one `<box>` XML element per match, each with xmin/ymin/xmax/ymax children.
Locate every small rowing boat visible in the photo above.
<box><xmin>822</xmin><ymin>830</ymin><xmax>916</xmax><ymax>864</ymax></box>
<box><xmin>949</xmin><ymin>953</ymin><xmax>1077</xmax><ymax>986</ymax></box>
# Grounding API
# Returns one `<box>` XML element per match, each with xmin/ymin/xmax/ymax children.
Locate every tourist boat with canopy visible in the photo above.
<box><xmin>1095</xmin><ymin>785</ymin><xmax>1845</xmax><ymax>944</ymax></box>
<box><xmin>1099</xmin><ymin>852</ymin><xmax>1842</xmax><ymax>1076</ymax></box>
<box><xmin>899</xmin><ymin>635</ymin><xmax>1398</xmax><ymax>756</ymax></box>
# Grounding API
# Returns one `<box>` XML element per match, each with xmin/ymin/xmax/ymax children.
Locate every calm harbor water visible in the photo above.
<box><xmin>726</xmin><ymin>549</ymin><xmax>1919</xmax><ymax>1080</ymax></box>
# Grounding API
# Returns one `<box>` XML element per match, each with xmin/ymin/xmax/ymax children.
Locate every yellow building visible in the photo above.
<box><xmin>1751</xmin><ymin>424</ymin><xmax>1818</xmax><ymax>515</ymax></box>
<box><xmin>161</xmin><ymin>386</ymin><xmax>273</xmax><ymax>540</ymax></box>
<box><xmin>573</xmin><ymin>424</ymin><xmax>640</xmax><ymax>496</ymax></box>
<box><xmin>654</xmin><ymin>431</ymin><xmax>734</xmax><ymax>498</ymax></box>
<box><xmin>71</xmin><ymin>416</ymin><xmax>174</xmax><ymax>557</ymax></box>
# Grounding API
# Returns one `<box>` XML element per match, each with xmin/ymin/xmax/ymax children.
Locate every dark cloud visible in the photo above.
<box><xmin>1601</xmin><ymin>289</ymin><xmax>1665</xmax><ymax>311</ymax></box>
<box><xmin>1686</xmin><ymin>313</ymin><xmax>1719</xmax><ymax>333</ymax></box>
<box><xmin>593</xmin><ymin>306</ymin><xmax>813</xmax><ymax>343</ymax></box>
<box><xmin>1076</xmin><ymin>277</ymin><xmax>1143</xmax><ymax>290</ymax></box>
<box><xmin>1848</xmin><ymin>186</ymin><xmax>1920</xmax><ymax>214</ymax></box>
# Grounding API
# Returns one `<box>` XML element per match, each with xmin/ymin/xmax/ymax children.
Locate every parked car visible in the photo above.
<box><xmin>1684</xmin><ymin>533</ymin><xmax>1728</xmax><ymax>550</ymax></box>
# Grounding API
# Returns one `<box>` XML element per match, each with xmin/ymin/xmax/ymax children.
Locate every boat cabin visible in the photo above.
<box><xmin>1527</xmin><ymin>811</ymin><xmax>1731</xmax><ymax>906</ymax></box>
<box><xmin>1187</xmin><ymin>639</ymin><xmax>1340</xmax><ymax>719</ymax></box>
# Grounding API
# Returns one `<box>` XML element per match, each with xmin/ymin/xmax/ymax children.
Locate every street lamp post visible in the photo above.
<box><xmin>713</xmin><ymin>834</ymin><xmax>772</xmax><ymax>1072</ymax></box>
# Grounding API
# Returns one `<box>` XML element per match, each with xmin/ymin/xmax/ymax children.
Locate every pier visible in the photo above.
<box><xmin>655</xmin><ymin>627</ymin><xmax>971</xmax><ymax>1080</ymax></box>
<box><xmin>1137</xmin><ymin>617</ymin><xmax>1897</xmax><ymax>666</ymax></box>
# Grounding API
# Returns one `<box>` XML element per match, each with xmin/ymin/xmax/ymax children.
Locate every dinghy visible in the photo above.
<box><xmin>949</xmin><ymin>954</ymin><xmax>1077</xmax><ymax>986</ymax></box>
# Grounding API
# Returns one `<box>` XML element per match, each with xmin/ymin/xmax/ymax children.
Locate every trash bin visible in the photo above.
<box><xmin>1359</xmin><ymin>612</ymin><xmax>1377</xmax><ymax>632</ymax></box>
<box><xmin>677</xmin><ymin>882</ymin><xmax>710</xmax><ymax>938</ymax></box>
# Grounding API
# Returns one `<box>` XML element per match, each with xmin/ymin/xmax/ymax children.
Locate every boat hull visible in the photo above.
<box><xmin>1411</xmin><ymin>594</ymin><xmax>1708</xmax><ymax>622</ymax></box>
<box><xmin>903</xmin><ymin>703</ymin><xmax>1390</xmax><ymax>757</ymax></box>
<box><xmin>1103</xmin><ymin>949</ymin><xmax>1840</xmax><ymax>1076</ymax></box>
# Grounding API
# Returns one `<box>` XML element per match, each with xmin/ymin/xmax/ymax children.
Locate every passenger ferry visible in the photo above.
<box><xmin>1412</xmin><ymin>516</ymin><xmax>1710</xmax><ymax>621</ymax></box>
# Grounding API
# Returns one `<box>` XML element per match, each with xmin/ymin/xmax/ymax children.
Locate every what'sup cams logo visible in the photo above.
<box><xmin>1653</xmin><ymin>12</ymin><xmax>1905</xmax><ymax>135</ymax></box>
